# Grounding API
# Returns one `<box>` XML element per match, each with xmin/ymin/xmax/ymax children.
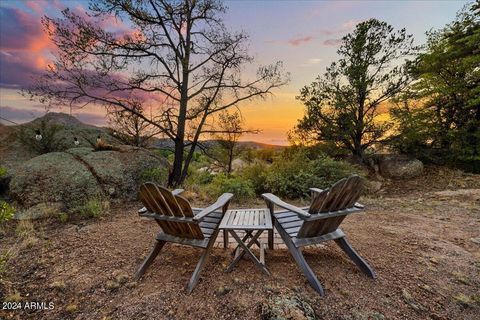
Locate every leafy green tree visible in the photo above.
<box><xmin>292</xmin><ymin>19</ymin><xmax>416</xmax><ymax>161</ymax></box>
<box><xmin>391</xmin><ymin>2</ymin><xmax>479</xmax><ymax>171</ymax></box>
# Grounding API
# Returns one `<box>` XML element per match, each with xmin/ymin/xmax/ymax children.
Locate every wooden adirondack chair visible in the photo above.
<box><xmin>262</xmin><ymin>174</ymin><xmax>376</xmax><ymax>296</ymax></box>
<box><xmin>135</xmin><ymin>182</ymin><xmax>233</xmax><ymax>293</ymax></box>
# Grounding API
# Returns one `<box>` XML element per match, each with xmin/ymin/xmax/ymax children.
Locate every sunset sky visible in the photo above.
<box><xmin>0</xmin><ymin>0</ymin><xmax>468</xmax><ymax>145</ymax></box>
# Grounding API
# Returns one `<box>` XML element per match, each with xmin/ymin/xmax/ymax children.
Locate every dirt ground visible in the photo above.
<box><xmin>1</xmin><ymin>166</ymin><xmax>479</xmax><ymax>319</ymax></box>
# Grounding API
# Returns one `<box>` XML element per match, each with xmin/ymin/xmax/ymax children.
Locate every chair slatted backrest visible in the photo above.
<box><xmin>297</xmin><ymin>175</ymin><xmax>363</xmax><ymax>238</ymax></box>
<box><xmin>139</xmin><ymin>183</ymin><xmax>204</xmax><ymax>239</ymax></box>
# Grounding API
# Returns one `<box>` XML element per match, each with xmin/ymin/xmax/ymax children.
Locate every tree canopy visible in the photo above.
<box><xmin>291</xmin><ymin>19</ymin><xmax>416</xmax><ymax>161</ymax></box>
<box><xmin>391</xmin><ymin>2</ymin><xmax>480</xmax><ymax>171</ymax></box>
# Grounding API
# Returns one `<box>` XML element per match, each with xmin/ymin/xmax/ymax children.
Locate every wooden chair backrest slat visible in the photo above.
<box><xmin>157</xmin><ymin>186</ymin><xmax>195</xmax><ymax>237</ymax></box>
<box><xmin>319</xmin><ymin>178</ymin><xmax>349</xmax><ymax>213</ymax></box>
<box><xmin>139</xmin><ymin>183</ymin><xmax>178</xmax><ymax>235</ymax></box>
<box><xmin>298</xmin><ymin>175</ymin><xmax>363</xmax><ymax>238</ymax></box>
<box><xmin>139</xmin><ymin>183</ymin><xmax>204</xmax><ymax>239</ymax></box>
<box><xmin>174</xmin><ymin>194</ymin><xmax>204</xmax><ymax>239</ymax></box>
<box><xmin>309</xmin><ymin>188</ymin><xmax>330</xmax><ymax>213</ymax></box>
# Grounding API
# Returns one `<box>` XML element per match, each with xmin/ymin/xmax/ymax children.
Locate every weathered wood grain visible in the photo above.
<box><xmin>263</xmin><ymin>175</ymin><xmax>376</xmax><ymax>296</ymax></box>
<box><xmin>136</xmin><ymin>183</ymin><xmax>233</xmax><ymax>293</ymax></box>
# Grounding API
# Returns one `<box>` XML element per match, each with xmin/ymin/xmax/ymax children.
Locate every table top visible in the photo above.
<box><xmin>219</xmin><ymin>208</ymin><xmax>272</xmax><ymax>230</ymax></box>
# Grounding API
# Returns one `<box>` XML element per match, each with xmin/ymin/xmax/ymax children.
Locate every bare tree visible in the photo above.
<box><xmin>26</xmin><ymin>0</ymin><xmax>288</xmax><ymax>186</ymax></box>
<box><xmin>107</xmin><ymin>104</ymin><xmax>159</xmax><ymax>147</ymax></box>
<box><xmin>200</xmin><ymin>110</ymin><xmax>258</xmax><ymax>174</ymax></box>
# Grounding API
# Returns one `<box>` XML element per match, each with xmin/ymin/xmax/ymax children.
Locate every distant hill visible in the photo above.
<box><xmin>151</xmin><ymin>138</ymin><xmax>285</xmax><ymax>150</ymax></box>
<box><xmin>1</xmin><ymin>113</ymin><xmax>285</xmax><ymax>171</ymax></box>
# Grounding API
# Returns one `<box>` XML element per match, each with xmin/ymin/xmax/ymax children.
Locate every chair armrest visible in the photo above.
<box><xmin>172</xmin><ymin>189</ymin><xmax>185</xmax><ymax>196</ymax></box>
<box><xmin>309</xmin><ymin>188</ymin><xmax>324</xmax><ymax>194</ymax></box>
<box><xmin>193</xmin><ymin>193</ymin><xmax>233</xmax><ymax>222</ymax></box>
<box><xmin>354</xmin><ymin>202</ymin><xmax>364</xmax><ymax>209</ymax></box>
<box><xmin>262</xmin><ymin>193</ymin><xmax>311</xmax><ymax>219</ymax></box>
<box><xmin>274</xmin><ymin>206</ymin><xmax>309</xmax><ymax>214</ymax></box>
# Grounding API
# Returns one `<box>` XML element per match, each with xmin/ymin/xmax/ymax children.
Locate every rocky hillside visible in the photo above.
<box><xmin>0</xmin><ymin>113</ymin><xmax>169</xmax><ymax>216</ymax></box>
<box><xmin>0</xmin><ymin>113</ymin><xmax>119</xmax><ymax>174</ymax></box>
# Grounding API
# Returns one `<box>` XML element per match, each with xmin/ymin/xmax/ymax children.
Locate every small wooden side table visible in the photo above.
<box><xmin>219</xmin><ymin>208</ymin><xmax>273</xmax><ymax>275</ymax></box>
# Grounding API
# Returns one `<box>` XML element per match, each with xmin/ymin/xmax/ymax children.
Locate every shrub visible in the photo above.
<box><xmin>239</xmin><ymin>161</ymin><xmax>269</xmax><ymax>195</ymax></box>
<box><xmin>0</xmin><ymin>167</ymin><xmax>6</xmax><ymax>178</ymax></box>
<box><xmin>0</xmin><ymin>167</ymin><xmax>8</xmax><ymax>194</ymax></box>
<box><xmin>263</xmin><ymin>153</ymin><xmax>359</xmax><ymax>199</ymax></box>
<box><xmin>57</xmin><ymin>212</ymin><xmax>69</xmax><ymax>223</ymax></box>
<box><xmin>188</xmin><ymin>169</ymin><xmax>214</xmax><ymax>186</ymax></box>
<box><xmin>75</xmin><ymin>197</ymin><xmax>109</xmax><ymax>218</ymax></box>
<box><xmin>140</xmin><ymin>167</ymin><xmax>169</xmax><ymax>186</ymax></box>
<box><xmin>0</xmin><ymin>250</ymin><xmax>11</xmax><ymax>276</ymax></box>
<box><xmin>206</xmin><ymin>174</ymin><xmax>255</xmax><ymax>202</ymax></box>
<box><xmin>0</xmin><ymin>201</ymin><xmax>15</xmax><ymax>222</ymax></box>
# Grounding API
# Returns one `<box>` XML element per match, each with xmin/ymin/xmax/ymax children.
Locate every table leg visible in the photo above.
<box><xmin>268</xmin><ymin>229</ymin><xmax>274</xmax><ymax>250</ymax></box>
<box><xmin>227</xmin><ymin>230</ymin><xmax>261</xmax><ymax>270</ymax></box>
<box><xmin>227</xmin><ymin>231</ymin><xmax>270</xmax><ymax>276</ymax></box>
<box><xmin>223</xmin><ymin>229</ymin><xmax>229</xmax><ymax>249</ymax></box>
<box><xmin>231</xmin><ymin>230</ymin><xmax>261</xmax><ymax>256</ymax></box>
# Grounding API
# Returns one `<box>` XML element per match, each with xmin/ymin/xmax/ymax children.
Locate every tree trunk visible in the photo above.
<box><xmin>169</xmin><ymin>138</ymin><xmax>185</xmax><ymax>187</ymax></box>
<box><xmin>168</xmin><ymin>7</ymin><xmax>193</xmax><ymax>187</ymax></box>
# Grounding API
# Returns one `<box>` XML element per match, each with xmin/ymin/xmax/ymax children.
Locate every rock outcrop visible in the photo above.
<box><xmin>0</xmin><ymin>113</ymin><xmax>120</xmax><ymax>177</ymax></box>
<box><xmin>9</xmin><ymin>146</ymin><xmax>169</xmax><ymax>210</ymax></box>
<box><xmin>377</xmin><ymin>155</ymin><xmax>424</xmax><ymax>179</ymax></box>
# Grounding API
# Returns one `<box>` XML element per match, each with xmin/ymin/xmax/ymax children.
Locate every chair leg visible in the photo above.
<box><xmin>335</xmin><ymin>237</ymin><xmax>376</xmax><ymax>279</ymax></box>
<box><xmin>287</xmin><ymin>244</ymin><xmax>325</xmax><ymax>296</ymax></box>
<box><xmin>134</xmin><ymin>240</ymin><xmax>166</xmax><ymax>280</ymax></box>
<box><xmin>187</xmin><ymin>230</ymin><xmax>219</xmax><ymax>294</ymax></box>
<box><xmin>275</xmin><ymin>222</ymin><xmax>324</xmax><ymax>296</ymax></box>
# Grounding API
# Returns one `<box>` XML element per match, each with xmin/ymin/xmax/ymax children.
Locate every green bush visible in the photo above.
<box><xmin>140</xmin><ymin>167</ymin><xmax>169</xmax><ymax>186</ymax></box>
<box><xmin>263</xmin><ymin>153</ymin><xmax>359</xmax><ymax>199</ymax></box>
<box><xmin>239</xmin><ymin>161</ymin><xmax>269</xmax><ymax>195</ymax></box>
<box><xmin>75</xmin><ymin>197</ymin><xmax>109</xmax><ymax>218</ymax></box>
<box><xmin>0</xmin><ymin>167</ymin><xmax>6</xmax><ymax>178</ymax></box>
<box><xmin>206</xmin><ymin>174</ymin><xmax>255</xmax><ymax>202</ymax></box>
<box><xmin>188</xmin><ymin>169</ymin><xmax>214</xmax><ymax>185</ymax></box>
<box><xmin>57</xmin><ymin>212</ymin><xmax>69</xmax><ymax>223</ymax></box>
<box><xmin>0</xmin><ymin>201</ymin><xmax>15</xmax><ymax>222</ymax></box>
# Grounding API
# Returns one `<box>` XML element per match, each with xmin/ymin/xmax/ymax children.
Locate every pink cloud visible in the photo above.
<box><xmin>323</xmin><ymin>38</ymin><xmax>342</xmax><ymax>46</ymax></box>
<box><xmin>287</xmin><ymin>35</ymin><xmax>314</xmax><ymax>47</ymax></box>
<box><xmin>318</xmin><ymin>19</ymin><xmax>362</xmax><ymax>36</ymax></box>
<box><xmin>0</xmin><ymin>6</ymin><xmax>55</xmax><ymax>88</ymax></box>
<box><xmin>0</xmin><ymin>2</ymin><xmax>136</xmax><ymax>89</ymax></box>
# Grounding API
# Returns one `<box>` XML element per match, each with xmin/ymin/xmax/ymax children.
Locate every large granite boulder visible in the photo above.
<box><xmin>9</xmin><ymin>146</ymin><xmax>169</xmax><ymax>211</ymax></box>
<box><xmin>377</xmin><ymin>155</ymin><xmax>424</xmax><ymax>179</ymax></box>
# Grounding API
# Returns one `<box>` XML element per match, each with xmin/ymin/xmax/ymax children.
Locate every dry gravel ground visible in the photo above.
<box><xmin>1</xmin><ymin>168</ymin><xmax>479</xmax><ymax>319</ymax></box>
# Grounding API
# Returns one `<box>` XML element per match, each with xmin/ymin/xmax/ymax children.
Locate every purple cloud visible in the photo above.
<box><xmin>323</xmin><ymin>39</ymin><xmax>342</xmax><ymax>47</ymax></box>
<box><xmin>0</xmin><ymin>6</ymin><xmax>53</xmax><ymax>88</ymax></box>
<box><xmin>0</xmin><ymin>3</ymin><xmax>133</xmax><ymax>90</ymax></box>
<box><xmin>287</xmin><ymin>35</ymin><xmax>314</xmax><ymax>47</ymax></box>
<box><xmin>0</xmin><ymin>106</ymin><xmax>47</xmax><ymax>124</ymax></box>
